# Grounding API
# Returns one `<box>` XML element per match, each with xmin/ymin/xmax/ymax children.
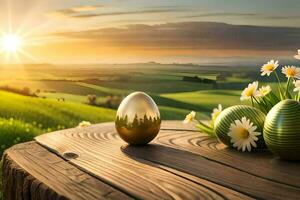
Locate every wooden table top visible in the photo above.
<box><xmin>2</xmin><ymin>121</ymin><xmax>300</xmax><ymax>200</ymax></box>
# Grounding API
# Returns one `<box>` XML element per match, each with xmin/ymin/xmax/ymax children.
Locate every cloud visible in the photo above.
<box><xmin>72</xmin><ymin>5</ymin><xmax>101</xmax><ymax>12</ymax></box>
<box><xmin>50</xmin><ymin>21</ymin><xmax>300</xmax><ymax>51</ymax></box>
<box><xmin>48</xmin><ymin>5</ymin><xmax>187</xmax><ymax>19</ymax></box>
<box><xmin>48</xmin><ymin>5</ymin><xmax>104</xmax><ymax>18</ymax></box>
<box><xmin>181</xmin><ymin>12</ymin><xmax>260</xmax><ymax>18</ymax></box>
<box><xmin>181</xmin><ymin>12</ymin><xmax>300</xmax><ymax>21</ymax></box>
<box><xmin>72</xmin><ymin>9</ymin><xmax>187</xmax><ymax>18</ymax></box>
<box><xmin>262</xmin><ymin>15</ymin><xmax>300</xmax><ymax>20</ymax></box>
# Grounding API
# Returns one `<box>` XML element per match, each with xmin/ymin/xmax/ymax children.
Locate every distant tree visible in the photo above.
<box><xmin>105</xmin><ymin>95</ymin><xmax>113</xmax><ymax>108</ymax></box>
<box><xmin>87</xmin><ymin>94</ymin><xmax>97</xmax><ymax>105</ymax></box>
<box><xmin>22</xmin><ymin>87</ymin><xmax>31</xmax><ymax>95</ymax></box>
<box><xmin>101</xmin><ymin>95</ymin><xmax>123</xmax><ymax>109</ymax></box>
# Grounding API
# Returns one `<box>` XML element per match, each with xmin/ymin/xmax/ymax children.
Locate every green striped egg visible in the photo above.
<box><xmin>214</xmin><ymin>105</ymin><xmax>266</xmax><ymax>148</ymax></box>
<box><xmin>264</xmin><ymin>99</ymin><xmax>300</xmax><ymax>160</ymax></box>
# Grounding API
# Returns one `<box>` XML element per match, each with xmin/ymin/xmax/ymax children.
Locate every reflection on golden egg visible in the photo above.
<box><xmin>115</xmin><ymin>92</ymin><xmax>161</xmax><ymax>145</ymax></box>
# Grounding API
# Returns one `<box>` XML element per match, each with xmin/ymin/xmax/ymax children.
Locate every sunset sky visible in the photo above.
<box><xmin>0</xmin><ymin>0</ymin><xmax>300</xmax><ymax>64</ymax></box>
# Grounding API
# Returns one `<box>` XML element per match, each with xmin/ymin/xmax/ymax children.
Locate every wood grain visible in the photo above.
<box><xmin>2</xmin><ymin>142</ymin><xmax>131</xmax><ymax>200</ymax></box>
<box><xmin>4</xmin><ymin>121</ymin><xmax>300</xmax><ymax>200</ymax></box>
<box><xmin>35</xmin><ymin>124</ymin><xmax>252</xmax><ymax>200</ymax></box>
<box><xmin>155</xmin><ymin>129</ymin><xmax>300</xmax><ymax>186</ymax></box>
<box><xmin>88</xmin><ymin>122</ymin><xmax>300</xmax><ymax>188</ymax></box>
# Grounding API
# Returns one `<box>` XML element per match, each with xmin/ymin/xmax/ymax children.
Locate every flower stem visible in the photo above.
<box><xmin>261</xmin><ymin>97</ymin><xmax>270</xmax><ymax>109</ymax></box>
<box><xmin>285</xmin><ymin>78</ymin><xmax>291</xmax><ymax>99</ymax></box>
<box><xmin>274</xmin><ymin>71</ymin><xmax>283</xmax><ymax>99</ymax></box>
<box><xmin>196</xmin><ymin>119</ymin><xmax>214</xmax><ymax>131</ymax></box>
<box><xmin>251</xmin><ymin>97</ymin><xmax>254</xmax><ymax>107</ymax></box>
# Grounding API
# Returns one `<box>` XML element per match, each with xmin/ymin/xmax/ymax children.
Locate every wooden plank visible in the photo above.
<box><xmin>35</xmin><ymin>125</ymin><xmax>252</xmax><ymax>200</ymax></box>
<box><xmin>2</xmin><ymin>142</ymin><xmax>132</xmax><ymax>200</ymax></box>
<box><xmin>89</xmin><ymin>122</ymin><xmax>300</xmax><ymax>188</ymax></box>
<box><xmin>155</xmin><ymin>129</ymin><xmax>300</xmax><ymax>187</ymax></box>
<box><xmin>121</xmin><ymin>143</ymin><xmax>300</xmax><ymax>200</ymax></box>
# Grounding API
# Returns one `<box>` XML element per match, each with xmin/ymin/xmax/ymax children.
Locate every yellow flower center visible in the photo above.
<box><xmin>259</xmin><ymin>88</ymin><xmax>270</xmax><ymax>96</ymax></box>
<box><xmin>286</xmin><ymin>68</ymin><xmax>296</xmax><ymax>77</ymax></box>
<box><xmin>264</xmin><ymin>64</ymin><xmax>274</xmax><ymax>71</ymax></box>
<box><xmin>245</xmin><ymin>87</ymin><xmax>254</xmax><ymax>97</ymax></box>
<box><xmin>237</xmin><ymin>127</ymin><xmax>249</xmax><ymax>139</ymax></box>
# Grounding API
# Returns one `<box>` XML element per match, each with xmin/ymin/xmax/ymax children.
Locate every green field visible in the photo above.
<box><xmin>162</xmin><ymin>90</ymin><xmax>247</xmax><ymax>110</ymax></box>
<box><xmin>0</xmin><ymin>90</ymin><xmax>117</xmax><ymax>155</ymax></box>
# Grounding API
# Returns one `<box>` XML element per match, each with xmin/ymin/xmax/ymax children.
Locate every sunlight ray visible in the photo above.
<box><xmin>19</xmin><ymin>49</ymin><xmax>37</xmax><ymax>62</ymax></box>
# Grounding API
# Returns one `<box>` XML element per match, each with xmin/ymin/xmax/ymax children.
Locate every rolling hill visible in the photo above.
<box><xmin>0</xmin><ymin>90</ymin><xmax>116</xmax><ymax>156</ymax></box>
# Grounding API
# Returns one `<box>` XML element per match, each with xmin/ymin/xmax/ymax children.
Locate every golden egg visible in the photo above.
<box><xmin>115</xmin><ymin>92</ymin><xmax>161</xmax><ymax>145</ymax></box>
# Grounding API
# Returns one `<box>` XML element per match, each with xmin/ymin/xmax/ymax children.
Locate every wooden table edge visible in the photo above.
<box><xmin>1</xmin><ymin>141</ymin><xmax>132</xmax><ymax>200</ymax></box>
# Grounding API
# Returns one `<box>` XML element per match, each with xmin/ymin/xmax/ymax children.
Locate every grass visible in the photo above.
<box><xmin>162</xmin><ymin>90</ymin><xmax>246</xmax><ymax>110</ymax></box>
<box><xmin>87</xmin><ymin>80</ymin><xmax>211</xmax><ymax>94</ymax></box>
<box><xmin>0</xmin><ymin>90</ymin><xmax>116</xmax><ymax>158</ymax></box>
<box><xmin>0</xmin><ymin>90</ymin><xmax>116</xmax><ymax>130</ymax></box>
<box><xmin>0</xmin><ymin>118</ymin><xmax>41</xmax><ymax>156</ymax></box>
<box><xmin>0</xmin><ymin>119</ymin><xmax>38</xmax><ymax>198</ymax></box>
<box><xmin>39</xmin><ymin>92</ymin><xmax>88</xmax><ymax>103</ymax></box>
<box><xmin>0</xmin><ymin>163</ymin><xmax>2</xmax><ymax>200</ymax></box>
<box><xmin>76</xmin><ymin>82</ymin><xmax>129</xmax><ymax>96</ymax></box>
<box><xmin>159</xmin><ymin>106</ymin><xmax>209</xmax><ymax>120</ymax></box>
<box><xmin>39</xmin><ymin>92</ymin><xmax>197</xmax><ymax>120</ymax></box>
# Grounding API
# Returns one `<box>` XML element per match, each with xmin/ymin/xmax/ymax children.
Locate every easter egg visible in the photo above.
<box><xmin>214</xmin><ymin>105</ymin><xmax>266</xmax><ymax>148</ymax></box>
<box><xmin>115</xmin><ymin>92</ymin><xmax>161</xmax><ymax>145</ymax></box>
<box><xmin>264</xmin><ymin>99</ymin><xmax>300</xmax><ymax>160</ymax></box>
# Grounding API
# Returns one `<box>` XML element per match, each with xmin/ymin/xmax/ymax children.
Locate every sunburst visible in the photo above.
<box><xmin>1</xmin><ymin>34</ymin><xmax>22</xmax><ymax>53</ymax></box>
<box><xmin>0</xmin><ymin>32</ymin><xmax>38</xmax><ymax>63</ymax></box>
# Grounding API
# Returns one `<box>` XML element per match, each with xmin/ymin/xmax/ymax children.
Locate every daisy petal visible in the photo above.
<box><xmin>246</xmin><ymin>142</ymin><xmax>251</xmax><ymax>152</ymax></box>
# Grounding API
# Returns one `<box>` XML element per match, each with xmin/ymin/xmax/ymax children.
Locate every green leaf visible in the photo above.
<box><xmin>266</xmin><ymin>92</ymin><xmax>280</xmax><ymax>106</ymax></box>
<box><xmin>286</xmin><ymin>91</ymin><xmax>293</xmax><ymax>99</ymax></box>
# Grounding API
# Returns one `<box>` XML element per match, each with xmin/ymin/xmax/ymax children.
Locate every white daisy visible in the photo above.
<box><xmin>240</xmin><ymin>81</ymin><xmax>259</xmax><ymax>101</ymax></box>
<box><xmin>211</xmin><ymin>104</ymin><xmax>222</xmax><ymax>122</ymax></box>
<box><xmin>294</xmin><ymin>50</ymin><xmax>300</xmax><ymax>60</ymax></box>
<box><xmin>228</xmin><ymin>117</ymin><xmax>261</xmax><ymax>152</ymax></box>
<box><xmin>183</xmin><ymin>111</ymin><xmax>196</xmax><ymax>124</ymax></box>
<box><xmin>260</xmin><ymin>60</ymin><xmax>279</xmax><ymax>76</ymax></box>
<box><xmin>78</xmin><ymin>121</ymin><xmax>92</xmax><ymax>127</ymax></box>
<box><xmin>294</xmin><ymin>80</ymin><xmax>300</xmax><ymax>92</ymax></box>
<box><xmin>258</xmin><ymin>85</ymin><xmax>272</xmax><ymax>97</ymax></box>
<box><xmin>282</xmin><ymin>66</ymin><xmax>300</xmax><ymax>79</ymax></box>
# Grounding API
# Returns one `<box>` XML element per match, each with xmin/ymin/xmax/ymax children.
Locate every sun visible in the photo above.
<box><xmin>1</xmin><ymin>34</ymin><xmax>22</xmax><ymax>53</ymax></box>
<box><xmin>0</xmin><ymin>32</ymin><xmax>36</xmax><ymax>63</ymax></box>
